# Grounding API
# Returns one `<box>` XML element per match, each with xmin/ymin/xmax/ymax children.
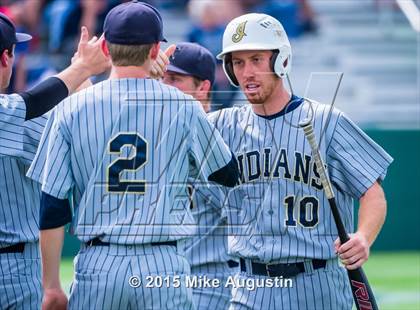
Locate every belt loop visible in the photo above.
<box><xmin>176</xmin><ymin>239</ymin><xmax>183</xmax><ymax>256</ymax></box>
<box><xmin>246</xmin><ymin>259</ymin><xmax>253</xmax><ymax>275</ymax></box>
<box><xmin>327</xmin><ymin>257</ymin><xmax>339</xmax><ymax>271</ymax></box>
<box><xmin>304</xmin><ymin>260</ymin><xmax>314</xmax><ymax>273</ymax></box>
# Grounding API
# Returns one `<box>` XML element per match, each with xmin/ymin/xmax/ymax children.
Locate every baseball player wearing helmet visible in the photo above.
<box><xmin>0</xmin><ymin>12</ymin><xmax>109</xmax><ymax>309</ymax></box>
<box><xmin>162</xmin><ymin>42</ymin><xmax>240</xmax><ymax>309</ymax></box>
<box><xmin>208</xmin><ymin>13</ymin><xmax>393</xmax><ymax>309</ymax></box>
<box><xmin>28</xmin><ymin>2</ymin><xmax>239</xmax><ymax>310</ymax></box>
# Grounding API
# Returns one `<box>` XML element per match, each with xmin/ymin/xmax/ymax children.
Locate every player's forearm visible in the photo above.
<box><xmin>55</xmin><ymin>26</ymin><xmax>110</xmax><ymax>95</ymax></box>
<box><xmin>20</xmin><ymin>77</ymin><xmax>69</xmax><ymax>120</ymax></box>
<box><xmin>357</xmin><ymin>181</ymin><xmax>387</xmax><ymax>246</ymax></box>
<box><xmin>39</xmin><ymin>193</ymin><xmax>72</xmax><ymax>287</ymax></box>
<box><xmin>40</xmin><ymin>226</ymin><xmax>65</xmax><ymax>289</ymax></box>
<box><xmin>22</xmin><ymin>49</ymin><xmax>103</xmax><ymax>120</ymax></box>
<box><xmin>55</xmin><ymin>62</ymin><xmax>94</xmax><ymax>95</ymax></box>
<box><xmin>21</xmin><ymin>65</ymin><xmax>94</xmax><ymax>121</ymax></box>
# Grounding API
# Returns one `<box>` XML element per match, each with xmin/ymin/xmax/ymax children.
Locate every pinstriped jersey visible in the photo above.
<box><xmin>0</xmin><ymin>94</ymin><xmax>43</xmax><ymax>162</ymax></box>
<box><xmin>183</xmin><ymin>181</ymin><xmax>234</xmax><ymax>267</ymax></box>
<box><xmin>0</xmin><ymin>94</ymin><xmax>26</xmax><ymax>158</ymax></box>
<box><xmin>28</xmin><ymin>78</ymin><xmax>232</xmax><ymax>245</ymax></box>
<box><xmin>208</xmin><ymin>97</ymin><xmax>393</xmax><ymax>263</ymax></box>
<box><xmin>26</xmin><ymin>107</ymin><xmax>56</xmax><ymax>182</ymax></box>
<box><xmin>0</xmin><ymin>93</ymin><xmax>48</xmax><ymax>247</ymax></box>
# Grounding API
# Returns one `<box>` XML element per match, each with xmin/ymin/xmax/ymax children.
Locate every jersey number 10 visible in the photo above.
<box><xmin>284</xmin><ymin>196</ymin><xmax>319</xmax><ymax>228</ymax></box>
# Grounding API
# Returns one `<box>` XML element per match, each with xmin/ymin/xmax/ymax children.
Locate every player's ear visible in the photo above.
<box><xmin>0</xmin><ymin>51</ymin><xmax>7</xmax><ymax>67</ymax></box>
<box><xmin>199</xmin><ymin>80</ymin><xmax>211</xmax><ymax>94</ymax></box>
<box><xmin>101</xmin><ymin>40</ymin><xmax>110</xmax><ymax>58</ymax></box>
<box><xmin>196</xmin><ymin>80</ymin><xmax>211</xmax><ymax>102</ymax></box>
<box><xmin>0</xmin><ymin>48</ymin><xmax>11</xmax><ymax>67</ymax></box>
<box><xmin>149</xmin><ymin>43</ymin><xmax>160</xmax><ymax>61</ymax></box>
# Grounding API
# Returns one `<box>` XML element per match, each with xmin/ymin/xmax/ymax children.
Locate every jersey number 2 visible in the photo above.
<box><xmin>107</xmin><ymin>133</ymin><xmax>148</xmax><ymax>194</ymax></box>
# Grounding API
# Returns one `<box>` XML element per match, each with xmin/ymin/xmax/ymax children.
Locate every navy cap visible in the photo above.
<box><xmin>0</xmin><ymin>13</ymin><xmax>32</xmax><ymax>51</ymax></box>
<box><xmin>167</xmin><ymin>42</ymin><xmax>216</xmax><ymax>84</ymax></box>
<box><xmin>104</xmin><ymin>1</ymin><xmax>167</xmax><ymax>45</ymax></box>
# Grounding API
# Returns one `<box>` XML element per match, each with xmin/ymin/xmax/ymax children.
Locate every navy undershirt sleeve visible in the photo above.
<box><xmin>40</xmin><ymin>192</ymin><xmax>72</xmax><ymax>230</ymax></box>
<box><xmin>20</xmin><ymin>77</ymin><xmax>69</xmax><ymax>120</ymax></box>
<box><xmin>208</xmin><ymin>153</ymin><xmax>240</xmax><ymax>187</ymax></box>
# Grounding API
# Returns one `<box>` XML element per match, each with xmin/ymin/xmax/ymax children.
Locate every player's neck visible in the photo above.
<box><xmin>190</xmin><ymin>96</ymin><xmax>210</xmax><ymax>113</ymax></box>
<box><xmin>0</xmin><ymin>72</ymin><xmax>7</xmax><ymax>93</ymax></box>
<box><xmin>109</xmin><ymin>66</ymin><xmax>150</xmax><ymax>80</ymax></box>
<box><xmin>251</xmin><ymin>82</ymin><xmax>291</xmax><ymax>116</ymax></box>
<box><xmin>197</xmin><ymin>99</ymin><xmax>211</xmax><ymax>113</ymax></box>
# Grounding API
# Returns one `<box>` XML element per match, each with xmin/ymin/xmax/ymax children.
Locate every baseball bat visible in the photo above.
<box><xmin>299</xmin><ymin>119</ymin><xmax>379</xmax><ymax>310</ymax></box>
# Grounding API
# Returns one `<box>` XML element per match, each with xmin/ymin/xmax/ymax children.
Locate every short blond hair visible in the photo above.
<box><xmin>106</xmin><ymin>42</ymin><xmax>153</xmax><ymax>66</ymax></box>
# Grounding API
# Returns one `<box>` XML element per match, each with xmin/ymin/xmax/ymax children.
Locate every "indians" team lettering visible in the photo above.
<box><xmin>236</xmin><ymin>148</ymin><xmax>324</xmax><ymax>190</ymax></box>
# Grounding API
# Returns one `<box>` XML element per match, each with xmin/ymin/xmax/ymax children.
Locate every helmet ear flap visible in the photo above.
<box><xmin>222</xmin><ymin>54</ymin><xmax>239</xmax><ymax>87</ymax></box>
<box><xmin>272</xmin><ymin>48</ymin><xmax>291</xmax><ymax>78</ymax></box>
<box><xmin>270</xmin><ymin>50</ymin><xmax>279</xmax><ymax>76</ymax></box>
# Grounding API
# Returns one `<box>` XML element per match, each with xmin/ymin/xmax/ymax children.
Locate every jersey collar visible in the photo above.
<box><xmin>254</xmin><ymin>94</ymin><xmax>304</xmax><ymax>120</ymax></box>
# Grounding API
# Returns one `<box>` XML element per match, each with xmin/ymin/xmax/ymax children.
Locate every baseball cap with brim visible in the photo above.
<box><xmin>104</xmin><ymin>1</ymin><xmax>167</xmax><ymax>45</ymax></box>
<box><xmin>166</xmin><ymin>64</ymin><xmax>191</xmax><ymax>76</ymax></box>
<box><xmin>0</xmin><ymin>13</ymin><xmax>32</xmax><ymax>50</ymax></box>
<box><xmin>15</xmin><ymin>32</ymin><xmax>32</xmax><ymax>43</ymax></box>
<box><xmin>167</xmin><ymin>42</ymin><xmax>216</xmax><ymax>84</ymax></box>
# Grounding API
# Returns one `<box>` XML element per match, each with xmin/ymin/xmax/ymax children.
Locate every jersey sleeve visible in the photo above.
<box><xmin>189</xmin><ymin>103</ymin><xmax>232</xmax><ymax>180</ymax></box>
<box><xmin>0</xmin><ymin>94</ymin><xmax>27</xmax><ymax>157</ymax></box>
<box><xmin>327</xmin><ymin>113</ymin><xmax>393</xmax><ymax>198</ymax></box>
<box><xmin>38</xmin><ymin>108</ymin><xmax>74</xmax><ymax>199</ymax></box>
<box><xmin>26</xmin><ymin>109</ymin><xmax>56</xmax><ymax>182</ymax></box>
<box><xmin>19</xmin><ymin>114</ymin><xmax>48</xmax><ymax>166</ymax></box>
<box><xmin>0</xmin><ymin>94</ymin><xmax>48</xmax><ymax>163</ymax></box>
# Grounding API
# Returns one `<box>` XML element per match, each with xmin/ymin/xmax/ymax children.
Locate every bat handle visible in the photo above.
<box><xmin>328</xmin><ymin>198</ymin><xmax>350</xmax><ymax>244</ymax></box>
<box><xmin>300</xmin><ymin>122</ymin><xmax>335</xmax><ymax>199</ymax></box>
<box><xmin>300</xmin><ymin>121</ymin><xmax>350</xmax><ymax>244</ymax></box>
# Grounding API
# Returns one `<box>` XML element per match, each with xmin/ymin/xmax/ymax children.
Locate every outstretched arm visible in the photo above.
<box><xmin>22</xmin><ymin>27</ymin><xmax>110</xmax><ymax>120</ymax></box>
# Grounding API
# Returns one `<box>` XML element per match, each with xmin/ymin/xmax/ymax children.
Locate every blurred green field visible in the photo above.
<box><xmin>60</xmin><ymin>251</ymin><xmax>420</xmax><ymax>309</ymax></box>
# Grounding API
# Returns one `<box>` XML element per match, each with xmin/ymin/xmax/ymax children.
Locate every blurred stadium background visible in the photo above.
<box><xmin>2</xmin><ymin>0</ymin><xmax>417</xmax><ymax>308</ymax></box>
